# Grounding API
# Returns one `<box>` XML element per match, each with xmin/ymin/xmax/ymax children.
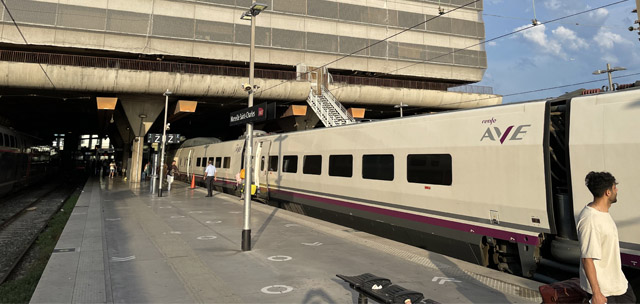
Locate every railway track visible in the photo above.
<box><xmin>0</xmin><ymin>180</ymin><xmax>81</xmax><ymax>284</ymax></box>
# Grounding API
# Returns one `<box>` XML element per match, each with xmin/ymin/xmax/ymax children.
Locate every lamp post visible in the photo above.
<box><xmin>158</xmin><ymin>89</ymin><xmax>171</xmax><ymax>197</ymax></box>
<box><xmin>240</xmin><ymin>2</ymin><xmax>267</xmax><ymax>252</ymax></box>
<box><xmin>593</xmin><ymin>63</ymin><xmax>626</xmax><ymax>91</ymax></box>
<box><xmin>137</xmin><ymin>113</ymin><xmax>147</xmax><ymax>183</ymax></box>
<box><xmin>394</xmin><ymin>103</ymin><xmax>408</xmax><ymax>117</ymax></box>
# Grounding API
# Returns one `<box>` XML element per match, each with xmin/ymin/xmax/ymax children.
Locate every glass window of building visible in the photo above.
<box><xmin>107</xmin><ymin>10</ymin><xmax>148</xmax><ymax>35</ymax></box>
<box><xmin>152</xmin><ymin>15</ymin><xmax>194</xmax><ymax>39</ymax></box>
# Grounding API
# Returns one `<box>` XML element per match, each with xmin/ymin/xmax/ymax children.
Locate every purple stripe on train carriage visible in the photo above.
<box><xmin>621</xmin><ymin>253</ymin><xmax>640</xmax><ymax>269</ymax></box>
<box><xmin>271</xmin><ymin>188</ymin><xmax>540</xmax><ymax>246</ymax></box>
<box><xmin>499</xmin><ymin>126</ymin><xmax>514</xmax><ymax>144</ymax></box>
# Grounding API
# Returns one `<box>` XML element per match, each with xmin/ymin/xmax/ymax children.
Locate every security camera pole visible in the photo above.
<box><xmin>158</xmin><ymin>89</ymin><xmax>171</xmax><ymax>197</ymax></box>
<box><xmin>240</xmin><ymin>2</ymin><xmax>267</xmax><ymax>251</ymax></box>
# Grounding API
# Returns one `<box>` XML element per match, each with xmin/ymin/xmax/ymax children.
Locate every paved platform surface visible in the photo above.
<box><xmin>31</xmin><ymin>177</ymin><xmax>543</xmax><ymax>303</ymax></box>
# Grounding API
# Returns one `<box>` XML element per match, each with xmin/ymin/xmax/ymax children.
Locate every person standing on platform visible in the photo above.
<box><xmin>204</xmin><ymin>160</ymin><xmax>217</xmax><ymax>197</ymax></box>
<box><xmin>109</xmin><ymin>161</ymin><xmax>116</xmax><ymax>178</ymax></box>
<box><xmin>578</xmin><ymin>171</ymin><xmax>636</xmax><ymax>304</ymax></box>
<box><xmin>167</xmin><ymin>160</ymin><xmax>178</xmax><ymax>191</ymax></box>
<box><xmin>142</xmin><ymin>162</ymin><xmax>149</xmax><ymax>181</ymax></box>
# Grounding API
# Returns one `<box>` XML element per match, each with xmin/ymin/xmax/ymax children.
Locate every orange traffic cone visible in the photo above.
<box><xmin>190</xmin><ymin>174</ymin><xmax>196</xmax><ymax>189</ymax></box>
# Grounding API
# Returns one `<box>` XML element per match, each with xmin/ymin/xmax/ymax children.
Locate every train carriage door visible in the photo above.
<box><xmin>256</xmin><ymin>140</ymin><xmax>271</xmax><ymax>196</ymax></box>
<box><xmin>187</xmin><ymin>149</ymin><xmax>193</xmax><ymax>177</ymax></box>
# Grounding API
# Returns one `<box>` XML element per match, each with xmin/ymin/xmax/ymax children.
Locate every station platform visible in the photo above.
<box><xmin>31</xmin><ymin>177</ymin><xmax>543</xmax><ymax>303</ymax></box>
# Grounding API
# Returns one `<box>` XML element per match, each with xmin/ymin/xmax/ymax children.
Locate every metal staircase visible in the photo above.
<box><xmin>297</xmin><ymin>64</ymin><xmax>356</xmax><ymax>127</ymax></box>
<box><xmin>306</xmin><ymin>86</ymin><xmax>356</xmax><ymax>127</ymax></box>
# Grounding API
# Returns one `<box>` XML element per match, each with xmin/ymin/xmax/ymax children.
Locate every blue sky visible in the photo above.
<box><xmin>475</xmin><ymin>0</ymin><xmax>640</xmax><ymax>103</ymax></box>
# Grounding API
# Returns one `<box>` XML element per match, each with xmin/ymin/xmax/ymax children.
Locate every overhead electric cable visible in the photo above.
<box><xmin>404</xmin><ymin>71</ymin><xmax>640</xmax><ymax>110</ymax></box>
<box><xmin>0</xmin><ymin>0</ymin><xmax>57</xmax><ymax>89</ymax></box>
<box><xmin>228</xmin><ymin>0</ymin><xmax>480</xmax><ymax>105</ymax></box>
<box><xmin>325</xmin><ymin>0</ymin><xmax>628</xmax><ymax>97</ymax></box>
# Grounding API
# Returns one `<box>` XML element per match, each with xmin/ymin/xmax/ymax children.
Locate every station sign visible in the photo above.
<box><xmin>229</xmin><ymin>102</ymin><xmax>276</xmax><ymax>126</ymax></box>
<box><xmin>146</xmin><ymin>133</ymin><xmax>181</xmax><ymax>144</ymax></box>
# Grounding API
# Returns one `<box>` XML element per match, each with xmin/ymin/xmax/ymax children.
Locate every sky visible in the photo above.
<box><xmin>475</xmin><ymin>0</ymin><xmax>640</xmax><ymax>103</ymax></box>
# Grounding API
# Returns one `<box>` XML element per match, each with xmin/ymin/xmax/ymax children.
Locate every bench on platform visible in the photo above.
<box><xmin>337</xmin><ymin>273</ymin><xmax>440</xmax><ymax>304</ymax></box>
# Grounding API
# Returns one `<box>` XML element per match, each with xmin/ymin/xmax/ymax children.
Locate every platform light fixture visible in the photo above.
<box><xmin>394</xmin><ymin>103</ymin><xmax>408</xmax><ymax>117</ymax></box>
<box><xmin>593</xmin><ymin>63</ymin><xmax>626</xmax><ymax>91</ymax></box>
<box><xmin>239</xmin><ymin>1</ymin><xmax>268</xmax><ymax>252</ymax></box>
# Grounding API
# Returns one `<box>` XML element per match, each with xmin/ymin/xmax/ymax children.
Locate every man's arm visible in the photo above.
<box><xmin>582</xmin><ymin>258</ymin><xmax>607</xmax><ymax>304</ymax></box>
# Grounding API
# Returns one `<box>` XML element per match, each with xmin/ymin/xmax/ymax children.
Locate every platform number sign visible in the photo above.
<box><xmin>147</xmin><ymin>133</ymin><xmax>180</xmax><ymax>144</ymax></box>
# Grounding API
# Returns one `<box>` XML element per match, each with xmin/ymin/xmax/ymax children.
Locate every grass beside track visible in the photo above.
<box><xmin>0</xmin><ymin>189</ymin><xmax>81</xmax><ymax>304</ymax></box>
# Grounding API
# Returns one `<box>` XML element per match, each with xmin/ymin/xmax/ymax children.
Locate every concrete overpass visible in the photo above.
<box><xmin>0</xmin><ymin>0</ymin><xmax>501</xmax><ymax>184</ymax></box>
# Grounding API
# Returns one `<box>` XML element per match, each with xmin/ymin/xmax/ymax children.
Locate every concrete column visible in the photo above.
<box><xmin>113</xmin><ymin>110</ymin><xmax>133</xmax><ymax>180</ymax></box>
<box><xmin>119</xmin><ymin>95</ymin><xmax>165</xmax><ymax>183</ymax></box>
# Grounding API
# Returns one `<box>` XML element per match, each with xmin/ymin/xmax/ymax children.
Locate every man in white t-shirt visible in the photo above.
<box><xmin>203</xmin><ymin>160</ymin><xmax>217</xmax><ymax>197</ymax></box>
<box><xmin>577</xmin><ymin>171</ymin><xmax>636</xmax><ymax>304</ymax></box>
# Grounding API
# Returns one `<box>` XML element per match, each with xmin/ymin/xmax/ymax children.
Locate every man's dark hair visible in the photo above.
<box><xmin>585</xmin><ymin>171</ymin><xmax>617</xmax><ymax>198</ymax></box>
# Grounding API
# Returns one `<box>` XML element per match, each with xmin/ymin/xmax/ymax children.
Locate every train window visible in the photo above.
<box><xmin>329</xmin><ymin>155</ymin><xmax>352</xmax><ymax>177</ymax></box>
<box><xmin>196</xmin><ymin>157</ymin><xmax>202</xmax><ymax>167</ymax></box>
<box><xmin>261</xmin><ymin>156</ymin><xmax>265</xmax><ymax>171</ymax></box>
<box><xmin>362</xmin><ymin>154</ymin><xmax>394</xmax><ymax>181</ymax></box>
<box><xmin>10</xmin><ymin>135</ymin><xmax>16</xmax><ymax>148</ymax></box>
<box><xmin>223</xmin><ymin>157</ymin><xmax>231</xmax><ymax>168</ymax></box>
<box><xmin>215</xmin><ymin>157</ymin><xmax>222</xmax><ymax>168</ymax></box>
<box><xmin>3</xmin><ymin>134</ymin><xmax>8</xmax><ymax>147</ymax></box>
<box><xmin>268</xmin><ymin>156</ymin><xmax>278</xmax><ymax>172</ymax></box>
<box><xmin>282</xmin><ymin>155</ymin><xmax>298</xmax><ymax>173</ymax></box>
<box><xmin>303</xmin><ymin>155</ymin><xmax>322</xmax><ymax>175</ymax></box>
<box><xmin>407</xmin><ymin>154</ymin><xmax>452</xmax><ymax>186</ymax></box>
<box><xmin>205</xmin><ymin>157</ymin><xmax>212</xmax><ymax>166</ymax></box>
<box><xmin>0</xmin><ymin>133</ymin><xmax>4</xmax><ymax>146</ymax></box>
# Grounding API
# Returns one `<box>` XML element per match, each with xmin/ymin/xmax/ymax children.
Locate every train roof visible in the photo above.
<box><xmin>179</xmin><ymin>137</ymin><xmax>221</xmax><ymax>148</ymax></box>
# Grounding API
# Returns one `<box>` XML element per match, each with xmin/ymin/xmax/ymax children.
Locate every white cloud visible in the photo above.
<box><xmin>552</xmin><ymin>26</ymin><xmax>588</xmax><ymax>50</ymax></box>
<box><xmin>588</xmin><ymin>8</ymin><xmax>609</xmax><ymax>20</ymax></box>
<box><xmin>544</xmin><ymin>0</ymin><xmax>562</xmax><ymax>10</ymax></box>
<box><xmin>514</xmin><ymin>24</ymin><xmax>564</xmax><ymax>57</ymax></box>
<box><xmin>487</xmin><ymin>41</ymin><xmax>497</xmax><ymax>47</ymax></box>
<box><xmin>593</xmin><ymin>28</ymin><xmax>633</xmax><ymax>50</ymax></box>
<box><xmin>600</xmin><ymin>53</ymin><xmax>619</xmax><ymax>65</ymax></box>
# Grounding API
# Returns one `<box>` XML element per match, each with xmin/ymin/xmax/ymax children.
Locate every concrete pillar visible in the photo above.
<box><xmin>113</xmin><ymin>110</ymin><xmax>133</xmax><ymax>179</ymax></box>
<box><xmin>119</xmin><ymin>95</ymin><xmax>165</xmax><ymax>183</ymax></box>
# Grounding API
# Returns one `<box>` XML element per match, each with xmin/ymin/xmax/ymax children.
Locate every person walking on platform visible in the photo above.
<box><xmin>204</xmin><ymin>160</ymin><xmax>217</xmax><ymax>197</ymax></box>
<box><xmin>167</xmin><ymin>160</ymin><xmax>178</xmax><ymax>191</ymax></box>
<box><xmin>109</xmin><ymin>161</ymin><xmax>116</xmax><ymax>178</ymax></box>
<box><xmin>578</xmin><ymin>171</ymin><xmax>636</xmax><ymax>304</ymax></box>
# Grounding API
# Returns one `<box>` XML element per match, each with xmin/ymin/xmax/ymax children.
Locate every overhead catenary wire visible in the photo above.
<box><xmin>255</xmin><ymin>0</ymin><xmax>627</xmax><ymax>109</ymax></box>
<box><xmin>230</xmin><ymin>0</ymin><xmax>481</xmax><ymax>105</ymax></box>
<box><xmin>324</xmin><ymin>0</ymin><xmax>629</xmax><ymax>100</ymax></box>
<box><xmin>396</xmin><ymin>71</ymin><xmax>640</xmax><ymax>112</ymax></box>
<box><xmin>0</xmin><ymin>0</ymin><xmax>56</xmax><ymax>90</ymax></box>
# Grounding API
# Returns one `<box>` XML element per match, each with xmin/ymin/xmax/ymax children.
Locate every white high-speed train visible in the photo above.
<box><xmin>172</xmin><ymin>87</ymin><xmax>640</xmax><ymax>279</ymax></box>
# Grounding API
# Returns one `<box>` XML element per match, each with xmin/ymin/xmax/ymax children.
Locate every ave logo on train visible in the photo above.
<box><xmin>480</xmin><ymin>118</ymin><xmax>531</xmax><ymax>144</ymax></box>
